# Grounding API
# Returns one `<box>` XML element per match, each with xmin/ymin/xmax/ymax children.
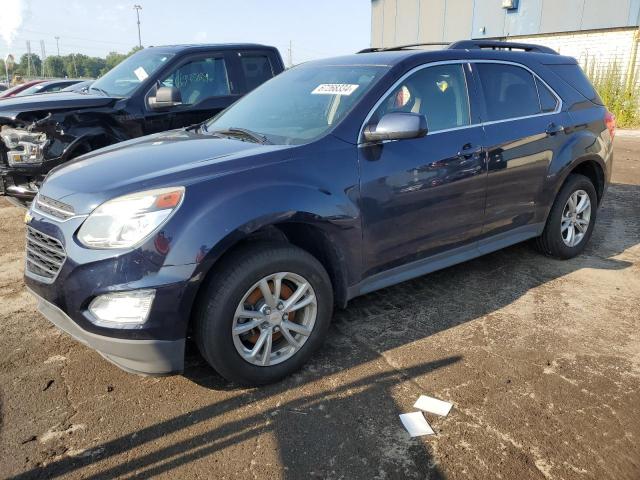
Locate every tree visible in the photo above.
<box><xmin>62</xmin><ymin>54</ymin><xmax>79</xmax><ymax>77</ymax></box>
<box><xmin>15</xmin><ymin>53</ymin><xmax>42</xmax><ymax>78</ymax></box>
<box><xmin>44</xmin><ymin>56</ymin><xmax>65</xmax><ymax>77</ymax></box>
<box><xmin>3</xmin><ymin>45</ymin><xmax>141</xmax><ymax>82</ymax></box>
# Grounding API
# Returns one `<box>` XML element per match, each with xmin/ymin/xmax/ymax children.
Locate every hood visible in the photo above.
<box><xmin>40</xmin><ymin>129</ymin><xmax>292</xmax><ymax>213</ymax></box>
<box><xmin>0</xmin><ymin>92</ymin><xmax>117</xmax><ymax>120</ymax></box>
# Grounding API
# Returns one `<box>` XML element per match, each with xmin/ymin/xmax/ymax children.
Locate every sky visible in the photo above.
<box><xmin>0</xmin><ymin>0</ymin><xmax>372</xmax><ymax>65</ymax></box>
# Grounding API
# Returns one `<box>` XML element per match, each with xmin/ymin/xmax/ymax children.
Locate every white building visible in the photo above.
<box><xmin>371</xmin><ymin>0</ymin><xmax>640</xmax><ymax>82</ymax></box>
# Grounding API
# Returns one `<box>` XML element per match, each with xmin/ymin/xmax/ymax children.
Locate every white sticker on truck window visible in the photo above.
<box><xmin>312</xmin><ymin>84</ymin><xmax>359</xmax><ymax>95</ymax></box>
<box><xmin>134</xmin><ymin>66</ymin><xmax>149</xmax><ymax>81</ymax></box>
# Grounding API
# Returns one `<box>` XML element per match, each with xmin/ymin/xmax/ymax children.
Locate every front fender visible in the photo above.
<box><xmin>147</xmin><ymin>139</ymin><xmax>362</xmax><ymax>314</ymax></box>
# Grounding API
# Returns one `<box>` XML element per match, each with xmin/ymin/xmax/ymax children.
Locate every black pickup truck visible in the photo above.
<box><xmin>0</xmin><ymin>43</ymin><xmax>284</xmax><ymax>206</ymax></box>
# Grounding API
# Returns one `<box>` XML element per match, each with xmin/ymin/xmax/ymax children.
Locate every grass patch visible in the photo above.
<box><xmin>583</xmin><ymin>58</ymin><xmax>640</xmax><ymax>128</ymax></box>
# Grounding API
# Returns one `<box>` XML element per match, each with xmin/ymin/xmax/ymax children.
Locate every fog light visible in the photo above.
<box><xmin>88</xmin><ymin>290</ymin><xmax>155</xmax><ymax>326</ymax></box>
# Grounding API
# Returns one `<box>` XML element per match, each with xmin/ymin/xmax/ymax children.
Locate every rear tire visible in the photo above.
<box><xmin>194</xmin><ymin>242</ymin><xmax>333</xmax><ymax>386</ymax></box>
<box><xmin>535</xmin><ymin>173</ymin><xmax>597</xmax><ymax>259</ymax></box>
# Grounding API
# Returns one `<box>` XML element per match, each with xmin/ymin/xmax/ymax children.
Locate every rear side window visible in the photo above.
<box><xmin>536</xmin><ymin>78</ymin><xmax>558</xmax><ymax>112</ymax></box>
<box><xmin>239</xmin><ymin>54</ymin><xmax>274</xmax><ymax>92</ymax></box>
<box><xmin>476</xmin><ymin>63</ymin><xmax>541</xmax><ymax>121</ymax></box>
<box><xmin>548</xmin><ymin>64</ymin><xmax>602</xmax><ymax>105</ymax></box>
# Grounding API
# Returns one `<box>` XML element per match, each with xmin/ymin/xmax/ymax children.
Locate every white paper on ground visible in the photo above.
<box><xmin>399</xmin><ymin>412</ymin><xmax>435</xmax><ymax>437</ymax></box>
<box><xmin>413</xmin><ymin>395</ymin><xmax>453</xmax><ymax>417</ymax></box>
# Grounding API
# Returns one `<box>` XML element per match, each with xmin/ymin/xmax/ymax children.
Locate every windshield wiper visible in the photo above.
<box><xmin>210</xmin><ymin>127</ymin><xmax>271</xmax><ymax>144</ymax></box>
<box><xmin>185</xmin><ymin>121</ymin><xmax>207</xmax><ymax>132</ymax></box>
<box><xmin>89</xmin><ymin>86</ymin><xmax>109</xmax><ymax>97</ymax></box>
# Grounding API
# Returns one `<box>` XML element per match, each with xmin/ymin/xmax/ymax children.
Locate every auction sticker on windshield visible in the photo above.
<box><xmin>312</xmin><ymin>84</ymin><xmax>359</xmax><ymax>95</ymax></box>
<box><xmin>134</xmin><ymin>66</ymin><xmax>149</xmax><ymax>81</ymax></box>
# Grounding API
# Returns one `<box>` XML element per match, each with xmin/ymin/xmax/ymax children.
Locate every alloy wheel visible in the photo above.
<box><xmin>232</xmin><ymin>272</ymin><xmax>317</xmax><ymax>366</ymax></box>
<box><xmin>561</xmin><ymin>189</ymin><xmax>591</xmax><ymax>247</ymax></box>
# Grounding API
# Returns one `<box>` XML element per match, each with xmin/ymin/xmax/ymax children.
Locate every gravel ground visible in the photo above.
<box><xmin>0</xmin><ymin>138</ymin><xmax>638</xmax><ymax>480</ymax></box>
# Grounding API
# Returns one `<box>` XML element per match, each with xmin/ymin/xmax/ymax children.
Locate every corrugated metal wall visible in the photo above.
<box><xmin>370</xmin><ymin>0</ymin><xmax>640</xmax><ymax>47</ymax></box>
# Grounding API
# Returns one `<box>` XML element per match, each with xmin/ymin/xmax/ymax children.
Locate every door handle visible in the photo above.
<box><xmin>457</xmin><ymin>143</ymin><xmax>483</xmax><ymax>159</ymax></box>
<box><xmin>545</xmin><ymin>122</ymin><xmax>565</xmax><ymax>136</ymax></box>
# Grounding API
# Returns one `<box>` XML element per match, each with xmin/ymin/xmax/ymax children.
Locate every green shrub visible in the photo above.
<box><xmin>583</xmin><ymin>58</ymin><xmax>640</xmax><ymax>128</ymax></box>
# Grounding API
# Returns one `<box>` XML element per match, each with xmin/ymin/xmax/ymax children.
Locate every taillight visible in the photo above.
<box><xmin>605</xmin><ymin>111</ymin><xmax>616</xmax><ymax>140</ymax></box>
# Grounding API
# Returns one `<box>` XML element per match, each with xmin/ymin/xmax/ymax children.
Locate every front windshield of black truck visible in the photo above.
<box><xmin>90</xmin><ymin>49</ymin><xmax>175</xmax><ymax>98</ymax></box>
<box><xmin>206</xmin><ymin>64</ymin><xmax>388</xmax><ymax>145</ymax></box>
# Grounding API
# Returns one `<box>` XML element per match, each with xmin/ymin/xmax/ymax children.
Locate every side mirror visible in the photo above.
<box><xmin>149</xmin><ymin>86</ymin><xmax>182</xmax><ymax>110</ymax></box>
<box><xmin>363</xmin><ymin>112</ymin><xmax>428</xmax><ymax>142</ymax></box>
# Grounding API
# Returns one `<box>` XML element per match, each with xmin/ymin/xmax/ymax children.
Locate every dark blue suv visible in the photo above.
<box><xmin>24</xmin><ymin>41</ymin><xmax>614</xmax><ymax>385</ymax></box>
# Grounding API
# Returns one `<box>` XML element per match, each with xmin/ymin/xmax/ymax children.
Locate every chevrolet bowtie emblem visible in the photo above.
<box><xmin>24</xmin><ymin>211</ymin><xmax>33</xmax><ymax>224</ymax></box>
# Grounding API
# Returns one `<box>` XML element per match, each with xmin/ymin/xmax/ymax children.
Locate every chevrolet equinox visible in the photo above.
<box><xmin>24</xmin><ymin>41</ymin><xmax>614</xmax><ymax>385</ymax></box>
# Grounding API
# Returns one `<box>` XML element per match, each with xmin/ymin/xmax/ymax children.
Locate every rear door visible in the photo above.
<box><xmin>473</xmin><ymin>61</ymin><xmax>571</xmax><ymax>247</ymax></box>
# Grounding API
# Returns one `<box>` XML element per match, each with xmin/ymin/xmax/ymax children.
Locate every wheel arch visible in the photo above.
<box><xmin>568</xmin><ymin>158</ymin><xmax>605</xmax><ymax>204</ymax></box>
<box><xmin>180</xmin><ymin>213</ymin><xmax>356</xmax><ymax>339</ymax></box>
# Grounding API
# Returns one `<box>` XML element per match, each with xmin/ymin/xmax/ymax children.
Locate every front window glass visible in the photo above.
<box><xmin>371</xmin><ymin>64</ymin><xmax>470</xmax><ymax>132</ymax></box>
<box><xmin>156</xmin><ymin>56</ymin><xmax>230</xmax><ymax>105</ymax></box>
<box><xmin>90</xmin><ymin>49</ymin><xmax>174</xmax><ymax>98</ymax></box>
<box><xmin>206</xmin><ymin>64</ymin><xmax>388</xmax><ymax>145</ymax></box>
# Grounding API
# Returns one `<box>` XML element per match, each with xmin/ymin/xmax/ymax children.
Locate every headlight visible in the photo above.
<box><xmin>0</xmin><ymin>126</ymin><xmax>48</xmax><ymax>165</ymax></box>
<box><xmin>77</xmin><ymin>187</ymin><xmax>184</xmax><ymax>249</ymax></box>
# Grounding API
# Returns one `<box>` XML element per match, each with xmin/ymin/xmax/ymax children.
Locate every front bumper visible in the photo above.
<box><xmin>29</xmin><ymin>288</ymin><xmax>185</xmax><ymax>375</ymax></box>
<box><xmin>0</xmin><ymin>167</ymin><xmax>44</xmax><ymax>200</ymax></box>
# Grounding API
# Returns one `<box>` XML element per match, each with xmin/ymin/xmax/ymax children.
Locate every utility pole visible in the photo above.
<box><xmin>54</xmin><ymin>36</ymin><xmax>60</xmax><ymax>56</ymax></box>
<box><xmin>133</xmin><ymin>5</ymin><xmax>143</xmax><ymax>48</ymax></box>
<box><xmin>40</xmin><ymin>40</ymin><xmax>46</xmax><ymax>77</ymax></box>
<box><xmin>26</xmin><ymin>41</ymin><xmax>32</xmax><ymax>78</ymax></box>
<box><xmin>288</xmin><ymin>40</ymin><xmax>292</xmax><ymax>68</ymax></box>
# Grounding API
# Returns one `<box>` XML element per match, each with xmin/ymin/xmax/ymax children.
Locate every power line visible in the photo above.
<box><xmin>18</xmin><ymin>28</ymin><xmax>131</xmax><ymax>46</ymax></box>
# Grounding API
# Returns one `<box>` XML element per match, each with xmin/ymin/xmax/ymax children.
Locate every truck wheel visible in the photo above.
<box><xmin>535</xmin><ymin>173</ymin><xmax>598</xmax><ymax>259</ymax></box>
<box><xmin>195</xmin><ymin>242</ymin><xmax>333</xmax><ymax>386</ymax></box>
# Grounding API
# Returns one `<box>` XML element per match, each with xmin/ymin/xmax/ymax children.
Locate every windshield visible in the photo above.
<box><xmin>15</xmin><ymin>84</ymin><xmax>47</xmax><ymax>96</ymax></box>
<box><xmin>90</xmin><ymin>49</ymin><xmax>174</xmax><ymax>98</ymax></box>
<box><xmin>205</xmin><ymin>64</ymin><xmax>388</xmax><ymax>145</ymax></box>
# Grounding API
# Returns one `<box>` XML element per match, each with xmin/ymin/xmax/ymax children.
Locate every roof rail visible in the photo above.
<box><xmin>447</xmin><ymin>40</ymin><xmax>558</xmax><ymax>55</ymax></box>
<box><xmin>357</xmin><ymin>42</ymin><xmax>450</xmax><ymax>53</ymax></box>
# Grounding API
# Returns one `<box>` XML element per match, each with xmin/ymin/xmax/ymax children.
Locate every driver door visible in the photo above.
<box><xmin>358</xmin><ymin>62</ymin><xmax>488</xmax><ymax>278</ymax></box>
<box><xmin>145</xmin><ymin>53</ymin><xmax>240</xmax><ymax>133</ymax></box>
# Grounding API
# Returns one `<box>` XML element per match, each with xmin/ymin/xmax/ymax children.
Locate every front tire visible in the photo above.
<box><xmin>195</xmin><ymin>242</ymin><xmax>333</xmax><ymax>386</ymax></box>
<box><xmin>535</xmin><ymin>173</ymin><xmax>598</xmax><ymax>259</ymax></box>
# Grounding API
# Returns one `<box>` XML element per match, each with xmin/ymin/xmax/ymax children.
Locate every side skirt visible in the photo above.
<box><xmin>347</xmin><ymin>223</ymin><xmax>544</xmax><ymax>300</ymax></box>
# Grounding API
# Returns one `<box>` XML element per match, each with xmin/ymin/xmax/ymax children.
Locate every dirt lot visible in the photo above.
<box><xmin>0</xmin><ymin>137</ymin><xmax>639</xmax><ymax>480</ymax></box>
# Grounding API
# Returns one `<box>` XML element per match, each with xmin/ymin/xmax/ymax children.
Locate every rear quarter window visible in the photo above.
<box><xmin>536</xmin><ymin>78</ymin><xmax>559</xmax><ymax>112</ymax></box>
<box><xmin>548</xmin><ymin>64</ymin><xmax>603</xmax><ymax>105</ymax></box>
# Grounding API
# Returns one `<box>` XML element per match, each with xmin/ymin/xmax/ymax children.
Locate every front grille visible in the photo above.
<box><xmin>35</xmin><ymin>194</ymin><xmax>75</xmax><ymax>220</ymax></box>
<box><xmin>25</xmin><ymin>226</ymin><xmax>66</xmax><ymax>281</ymax></box>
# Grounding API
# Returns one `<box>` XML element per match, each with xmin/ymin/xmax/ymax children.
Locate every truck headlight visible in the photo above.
<box><xmin>77</xmin><ymin>187</ymin><xmax>184</xmax><ymax>249</ymax></box>
<box><xmin>0</xmin><ymin>126</ymin><xmax>48</xmax><ymax>165</ymax></box>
